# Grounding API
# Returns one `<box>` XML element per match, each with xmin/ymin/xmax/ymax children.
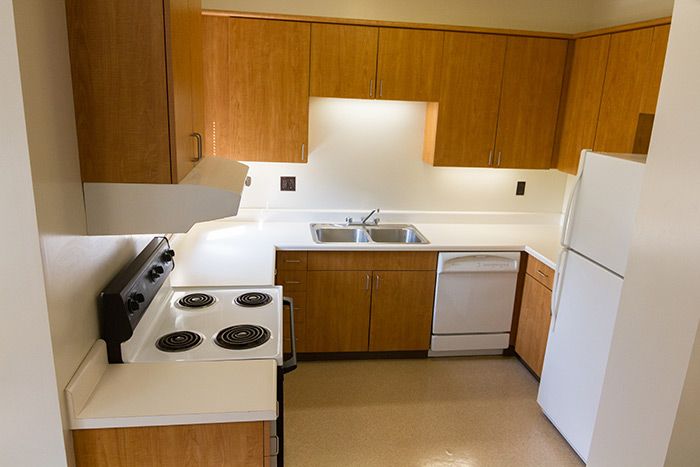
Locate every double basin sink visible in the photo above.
<box><xmin>310</xmin><ymin>223</ymin><xmax>429</xmax><ymax>244</ymax></box>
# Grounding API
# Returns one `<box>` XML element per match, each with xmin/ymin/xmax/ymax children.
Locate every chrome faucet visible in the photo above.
<box><xmin>345</xmin><ymin>208</ymin><xmax>381</xmax><ymax>226</ymax></box>
<box><xmin>361</xmin><ymin>208</ymin><xmax>380</xmax><ymax>225</ymax></box>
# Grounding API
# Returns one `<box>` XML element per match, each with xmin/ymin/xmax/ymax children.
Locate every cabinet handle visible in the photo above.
<box><xmin>497</xmin><ymin>151</ymin><xmax>502</xmax><ymax>167</ymax></box>
<box><xmin>190</xmin><ymin>132</ymin><xmax>203</xmax><ymax>162</ymax></box>
<box><xmin>285</xmin><ymin>280</ymin><xmax>301</xmax><ymax>285</ymax></box>
<box><xmin>284</xmin><ymin>259</ymin><xmax>302</xmax><ymax>264</ymax></box>
<box><xmin>301</xmin><ymin>143</ymin><xmax>306</xmax><ymax>161</ymax></box>
<box><xmin>488</xmin><ymin>150</ymin><xmax>493</xmax><ymax>166</ymax></box>
<box><xmin>365</xmin><ymin>274</ymin><xmax>370</xmax><ymax>290</ymax></box>
<box><xmin>369</xmin><ymin>79</ymin><xmax>374</xmax><ymax>98</ymax></box>
<box><xmin>375</xmin><ymin>274</ymin><xmax>381</xmax><ymax>289</ymax></box>
<box><xmin>379</xmin><ymin>80</ymin><xmax>383</xmax><ymax>98</ymax></box>
<box><xmin>536</xmin><ymin>269</ymin><xmax>549</xmax><ymax>278</ymax></box>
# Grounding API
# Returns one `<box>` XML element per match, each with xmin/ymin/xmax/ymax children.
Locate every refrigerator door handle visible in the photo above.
<box><xmin>560</xmin><ymin>175</ymin><xmax>583</xmax><ymax>248</ymax></box>
<box><xmin>550</xmin><ymin>249</ymin><xmax>569</xmax><ymax>331</ymax></box>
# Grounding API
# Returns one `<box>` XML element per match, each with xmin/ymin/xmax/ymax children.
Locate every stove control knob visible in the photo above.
<box><xmin>162</xmin><ymin>249</ymin><xmax>175</xmax><ymax>262</ymax></box>
<box><xmin>127</xmin><ymin>298</ymin><xmax>140</xmax><ymax>313</ymax></box>
<box><xmin>132</xmin><ymin>293</ymin><xmax>145</xmax><ymax>303</ymax></box>
<box><xmin>149</xmin><ymin>265</ymin><xmax>165</xmax><ymax>281</ymax></box>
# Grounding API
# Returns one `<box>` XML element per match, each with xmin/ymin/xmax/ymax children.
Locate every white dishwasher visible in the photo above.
<box><xmin>429</xmin><ymin>252</ymin><xmax>520</xmax><ymax>356</ymax></box>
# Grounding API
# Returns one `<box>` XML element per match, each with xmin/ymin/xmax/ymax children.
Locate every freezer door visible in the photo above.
<box><xmin>537</xmin><ymin>250</ymin><xmax>624</xmax><ymax>462</ymax></box>
<box><xmin>564</xmin><ymin>152</ymin><xmax>645</xmax><ymax>277</ymax></box>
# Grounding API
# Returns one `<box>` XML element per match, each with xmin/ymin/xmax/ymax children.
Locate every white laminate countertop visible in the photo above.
<box><xmin>170</xmin><ymin>220</ymin><xmax>562</xmax><ymax>287</ymax></box>
<box><xmin>65</xmin><ymin>341</ymin><xmax>277</xmax><ymax>430</ymax></box>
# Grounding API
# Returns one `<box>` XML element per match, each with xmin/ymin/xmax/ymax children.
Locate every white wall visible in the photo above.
<box><xmin>203</xmin><ymin>0</ymin><xmax>673</xmax><ymax>33</ymax></box>
<box><xmin>241</xmin><ymin>98</ymin><xmax>569</xmax><ymax>213</ymax></box>
<box><xmin>0</xmin><ymin>0</ymin><xmax>67</xmax><ymax>465</ymax></box>
<box><xmin>11</xmin><ymin>1</ymin><xmax>152</xmax><ymax>464</ymax></box>
<box><xmin>587</xmin><ymin>0</ymin><xmax>700</xmax><ymax>465</ymax></box>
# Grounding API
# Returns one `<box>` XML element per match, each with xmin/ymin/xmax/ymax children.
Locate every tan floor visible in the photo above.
<box><xmin>285</xmin><ymin>357</ymin><xmax>584</xmax><ymax>467</ymax></box>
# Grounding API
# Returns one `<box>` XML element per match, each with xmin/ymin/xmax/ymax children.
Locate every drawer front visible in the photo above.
<box><xmin>276</xmin><ymin>270</ymin><xmax>307</xmax><ymax>292</ymax></box>
<box><xmin>307</xmin><ymin>251</ymin><xmax>437</xmax><ymax>271</ymax></box>
<box><xmin>276</xmin><ymin>251</ymin><xmax>308</xmax><ymax>270</ymax></box>
<box><xmin>526</xmin><ymin>255</ymin><xmax>555</xmax><ymax>290</ymax></box>
<box><xmin>283</xmin><ymin>292</ymin><xmax>306</xmax><ymax>323</ymax></box>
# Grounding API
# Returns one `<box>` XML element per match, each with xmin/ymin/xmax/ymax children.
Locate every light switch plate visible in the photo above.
<box><xmin>280</xmin><ymin>176</ymin><xmax>296</xmax><ymax>192</ymax></box>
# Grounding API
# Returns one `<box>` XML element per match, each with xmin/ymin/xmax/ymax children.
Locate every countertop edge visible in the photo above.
<box><xmin>71</xmin><ymin>409</ymin><xmax>277</xmax><ymax>430</ymax></box>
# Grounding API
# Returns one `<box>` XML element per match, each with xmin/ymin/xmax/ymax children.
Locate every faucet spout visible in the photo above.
<box><xmin>361</xmin><ymin>208</ymin><xmax>380</xmax><ymax>225</ymax></box>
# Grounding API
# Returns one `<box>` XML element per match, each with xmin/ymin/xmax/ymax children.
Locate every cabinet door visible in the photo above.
<box><xmin>495</xmin><ymin>37</ymin><xmax>568</xmax><ymax>169</ymax></box>
<box><xmin>369</xmin><ymin>271</ymin><xmax>436</xmax><ymax>351</ymax></box>
<box><xmin>554</xmin><ymin>35</ymin><xmax>611</xmax><ymax>175</ymax></box>
<box><xmin>167</xmin><ymin>0</ymin><xmax>204</xmax><ymax>182</ymax></box>
<box><xmin>594</xmin><ymin>28</ymin><xmax>655</xmax><ymax>153</ymax></box>
<box><xmin>376</xmin><ymin>28</ymin><xmax>443</xmax><ymax>101</ymax></box>
<box><xmin>515</xmin><ymin>274</ymin><xmax>552</xmax><ymax>376</ymax></box>
<box><xmin>310</xmin><ymin>24</ymin><xmax>378</xmax><ymax>99</ymax></box>
<box><xmin>426</xmin><ymin>33</ymin><xmax>507</xmax><ymax>167</ymax></box>
<box><xmin>228</xmin><ymin>19</ymin><xmax>310</xmax><ymax>162</ymax></box>
<box><xmin>203</xmin><ymin>15</ymin><xmax>231</xmax><ymax>158</ymax></box>
<box><xmin>306</xmin><ymin>271</ymin><xmax>372</xmax><ymax>352</ymax></box>
<box><xmin>66</xmin><ymin>0</ymin><xmax>172</xmax><ymax>183</ymax></box>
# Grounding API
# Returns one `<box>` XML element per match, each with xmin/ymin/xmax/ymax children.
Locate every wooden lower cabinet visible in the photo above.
<box><xmin>305</xmin><ymin>270</ymin><xmax>372</xmax><ymax>352</ymax></box>
<box><xmin>369</xmin><ymin>271</ymin><xmax>436</xmax><ymax>351</ymax></box>
<box><xmin>72</xmin><ymin>422</ymin><xmax>267</xmax><ymax>467</ymax></box>
<box><xmin>515</xmin><ymin>273</ymin><xmax>553</xmax><ymax>377</ymax></box>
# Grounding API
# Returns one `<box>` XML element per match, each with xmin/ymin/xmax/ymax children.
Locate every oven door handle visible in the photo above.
<box><xmin>282</xmin><ymin>297</ymin><xmax>297</xmax><ymax>374</ymax></box>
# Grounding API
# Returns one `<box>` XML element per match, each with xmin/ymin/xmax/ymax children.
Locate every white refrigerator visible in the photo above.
<box><xmin>537</xmin><ymin>150</ymin><xmax>646</xmax><ymax>462</ymax></box>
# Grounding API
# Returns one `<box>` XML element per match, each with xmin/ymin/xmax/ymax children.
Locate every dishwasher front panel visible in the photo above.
<box><xmin>430</xmin><ymin>252</ymin><xmax>520</xmax><ymax>354</ymax></box>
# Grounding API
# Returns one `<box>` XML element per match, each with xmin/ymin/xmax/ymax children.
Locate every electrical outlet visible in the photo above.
<box><xmin>280</xmin><ymin>176</ymin><xmax>296</xmax><ymax>192</ymax></box>
<box><xmin>516</xmin><ymin>181</ymin><xmax>526</xmax><ymax>196</ymax></box>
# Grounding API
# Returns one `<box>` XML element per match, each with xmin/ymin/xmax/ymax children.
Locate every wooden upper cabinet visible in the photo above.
<box><xmin>226</xmin><ymin>19</ymin><xmax>310</xmax><ymax>163</ymax></box>
<box><xmin>554</xmin><ymin>35</ymin><xmax>611</xmax><ymax>175</ymax></box>
<box><xmin>310</xmin><ymin>24</ymin><xmax>378</xmax><ymax>99</ymax></box>
<box><xmin>424</xmin><ymin>33</ymin><xmax>507</xmax><ymax>167</ymax></box>
<box><xmin>494</xmin><ymin>37</ymin><xmax>568</xmax><ymax>169</ymax></box>
<box><xmin>639</xmin><ymin>25</ymin><xmax>670</xmax><ymax>115</ymax></box>
<box><xmin>66</xmin><ymin>0</ymin><xmax>203</xmax><ymax>183</ymax></box>
<box><xmin>594</xmin><ymin>28</ymin><xmax>655</xmax><ymax>153</ymax></box>
<box><xmin>202</xmin><ymin>15</ymin><xmax>231</xmax><ymax>158</ymax></box>
<box><xmin>376</xmin><ymin>28</ymin><xmax>444</xmax><ymax>101</ymax></box>
<box><xmin>369</xmin><ymin>271</ymin><xmax>436</xmax><ymax>351</ymax></box>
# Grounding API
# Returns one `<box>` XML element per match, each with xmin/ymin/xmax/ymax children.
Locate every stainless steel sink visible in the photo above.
<box><xmin>311</xmin><ymin>226</ymin><xmax>370</xmax><ymax>243</ymax></box>
<box><xmin>310</xmin><ymin>223</ymin><xmax>429</xmax><ymax>244</ymax></box>
<box><xmin>366</xmin><ymin>225</ymin><xmax>429</xmax><ymax>244</ymax></box>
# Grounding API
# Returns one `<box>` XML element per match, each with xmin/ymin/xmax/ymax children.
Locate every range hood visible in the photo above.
<box><xmin>83</xmin><ymin>157</ymin><xmax>249</xmax><ymax>235</ymax></box>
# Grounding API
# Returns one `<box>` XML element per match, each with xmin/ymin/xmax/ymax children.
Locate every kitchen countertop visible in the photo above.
<box><xmin>65</xmin><ymin>341</ymin><xmax>277</xmax><ymax>430</ymax></box>
<box><xmin>170</xmin><ymin>219</ymin><xmax>562</xmax><ymax>287</ymax></box>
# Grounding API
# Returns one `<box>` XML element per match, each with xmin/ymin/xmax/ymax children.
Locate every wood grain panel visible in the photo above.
<box><xmin>515</xmin><ymin>275</ymin><xmax>552</xmax><ymax>377</ymax></box>
<box><xmin>276</xmin><ymin>251</ymin><xmax>308</xmax><ymax>270</ymax></box>
<box><xmin>306</xmin><ymin>271</ymin><xmax>372</xmax><ymax>352</ymax></box>
<box><xmin>572</xmin><ymin>16</ymin><xmax>671</xmax><ymax>39</ymax></box>
<box><xmin>594</xmin><ymin>27</ymin><xmax>655</xmax><ymax>153</ymax></box>
<box><xmin>554</xmin><ymin>35</ymin><xmax>611</xmax><ymax>175</ymax></box>
<box><xmin>310</xmin><ymin>23</ymin><xmax>378</xmax><ymax>99</ymax></box>
<box><xmin>165</xmin><ymin>0</ymin><xmax>202</xmax><ymax>182</ymax></box>
<box><xmin>525</xmin><ymin>256</ymin><xmax>555</xmax><ymax>290</ymax></box>
<box><xmin>73</xmin><ymin>422</ymin><xmax>264</xmax><ymax>466</ymax></box>
<box><xmin>639</xmin><ymin>24</ymin><xmax>670</xmax><ymax>114</ymax></box>
<box><xmin>376</xmin><ymin>28</ymin><xmax>444</xmax><ymax>101</ymax></box>
<box><xmin>495</xmin><ymin>37</ymin><xmax>568</xmax><ymax>169</ymax></box>
<box><xmin>228</xmin><ymin>18</ymin><xmax>309</xmax><ymax>162</ymax></box>
<box><xmin>65</xmin><ymin>0</ymin><xmax>172</xmax><ymax>183</ymax></box>
<box><xmin>307</xmin><ymin>251</ymin><xmax>437</xmax><ymax>271</ymax></box>
<box><xmin>426</xmin><ymin>32</ymin><xmax>506</xmax><ymax>167</ymax></box>
<box><xmin>276</xmin><ymin>270</ymin><xmax>307</xmax><ymax>292</ymax></box>
<box><xmin>203</xmin><ymin>15</ymin><xmax>231</xmax><ymax>157</ymax></box>
<box><xmin>369</xmin><ymin>271</ymin><xmax>436</xmax><ymax>351</ymax></box>
<box><xmin>283</xmin><ymin>291</ymin><xmax>305</xmax><ymax>352</ymax></box>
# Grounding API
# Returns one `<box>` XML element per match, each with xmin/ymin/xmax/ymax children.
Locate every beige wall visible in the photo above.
<box><xmin>665</xmin><ymin>318</ymin><xmax>700</xmax><ymax>466</ymax></box>
<box><xmin>11</xmin><ymin>1</ymin><xmax>152</xmax><ymax>464</ymax></box>
<box><xmin>588</xmin><ymin>0</ymin><xmax>700</xmax><ymax>465</ymax></box>
<box><xmin>0</xmin><ymin>0</ymin><xmax>66</xmax><ymax>465</ymax></box>
<box><xmin>241</xmin><ymin>98</ymin><xmax>568</xmax><ymax>213</ymax></box>
<box><xmin>202</xmin><ymin>0</ymin><xmax>673</xmax><ymax>33</ymax></box>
